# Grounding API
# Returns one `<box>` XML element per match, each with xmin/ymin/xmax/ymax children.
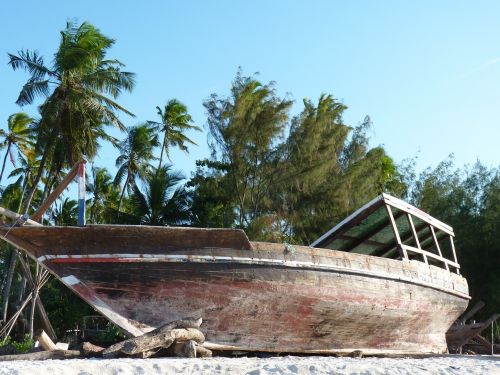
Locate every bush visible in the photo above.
<box><xmin>0</xmin><ymin>335</ymin><xmax>34</xmax><ymax>353</ymax></box>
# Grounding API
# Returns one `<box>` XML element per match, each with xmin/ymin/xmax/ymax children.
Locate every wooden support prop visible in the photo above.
<box><xmin>0</xmin><ymin>207</ymin><xmax>41</xmax><ymax>226</ymax></box>
<box><xmin>102</xmin><ymin>317</ymin><xmax>202</xmax><ymax>358</ymax></box>
<box><xmin>460</xmin><ymin>301</ymin><xmax>486</xmax><ymax>324</ymax></box>
<box><xmin>30</xmin><ymin>160</ymin><xmax>85</xmax><ymax>222</ymax></box>
<box><xmin>35</xmin><ymin>329</ymin><xmax>57</xmax><ymax>351</ymax></box>
<box><xmin>0</xmin><ymin>350</ymin><xmax>81</xmax><ymax>361</ymax></box>
<box><xmin>18</xmin><ymin>257</ymin><xmax>56</xmax><ymax>340</ymax></box>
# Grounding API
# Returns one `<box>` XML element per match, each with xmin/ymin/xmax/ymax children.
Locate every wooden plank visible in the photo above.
<box><xmin>401</xmin><ymin>245</ymin><xmax>460</xmax><ymax>270</ymax></box>
<box><xmin>382</xmin><ymin>194</ymin><xmax>454</xmax><ymax>236</ymax></box>
<box><xmin>384</xmin><ymin>204</ymin><xmax>407</xmax><ymax>260</ymax></box>
<box><xmin>449</xmin><ymin>236</ymin><xmax>459</xmax><ymax>274</ymax></box>
<box><xmin>407</xmin><ymin>214</ymin><xmax>426</xmax><ymax>264</ymax></box>
<box><xmin>1</xmin><ymin>226</ymin><xmax>254</xmax><ymax>256</ymax></box>
<box><xmin>0</xmin><ymin>207</ymin><xmax>41</xmax><ymax>226</ymax></box>
<box><xmin>0</xmin><ymin>350</ymin><xmax>81</xmax><ymax>361</ymax></box>
<box><xmin>430</xmin><ymin>226</ymin><xmax>448</xmax><ymax>271</ymax></box>
<box><xmin>35</xmin><ymin>329</ymin><xmax>57</xmax><ymax>351</ymax></box>
<box><xmin>30</xmin><ymin>161</ymin><xmax>83</xmax><ymax>222</ymax></box>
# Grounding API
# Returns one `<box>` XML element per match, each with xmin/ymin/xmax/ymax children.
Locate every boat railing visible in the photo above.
<box><xmin>384</xmin><ymin>196</ymin><xmax>460</xmax><ymax>274</ymax></box>
<box><xmin>311</xmin><ymin>193</ymin><xmax>461</xmax><ymax>274</ymax></box>
<box><xmin>400</xmin><ymin>244</ymin><xmax>460</xmax><ymax>272</ymax></box>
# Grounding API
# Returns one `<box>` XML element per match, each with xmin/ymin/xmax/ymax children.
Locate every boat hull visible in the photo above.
<box><xmin>1</xmin><ymin>226</ymin><xmax>470</xmax><ymax>354</ymax></box>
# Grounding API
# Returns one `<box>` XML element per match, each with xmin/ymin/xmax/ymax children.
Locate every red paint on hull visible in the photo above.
<box><xmin>47</xmin><ymin>259</ymin><xmax>468</xmax><ymax>353</ymax></box>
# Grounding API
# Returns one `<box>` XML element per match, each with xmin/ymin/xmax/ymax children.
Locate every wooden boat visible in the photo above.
<box><xmin>0</xmin><ymin>193</ymin><xmax>469</xmax><ymax>355</ymax></box>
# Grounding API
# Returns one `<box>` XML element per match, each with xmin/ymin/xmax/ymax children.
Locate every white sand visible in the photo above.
<box><xmin>0</xmin><ymin>355</ymin><xmax>499</xmax><ymax>375</ymax></box>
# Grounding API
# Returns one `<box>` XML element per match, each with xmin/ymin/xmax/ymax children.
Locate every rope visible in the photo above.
<box><xmin>2</xmin><ymin>213</ymin><xmax>29</xmax><ymax>239</ymax></box>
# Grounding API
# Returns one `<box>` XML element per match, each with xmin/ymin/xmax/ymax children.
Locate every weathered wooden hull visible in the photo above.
<box><xmin>0</xmin><ymin>226</ymin><xmax>470</xmax><ymax>354</ymax></box>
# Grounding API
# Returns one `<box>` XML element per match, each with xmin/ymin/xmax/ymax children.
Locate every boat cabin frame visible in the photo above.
<box><xmin>311</xmin><ymin>193</ymin><xmax>460</xmax><ymax>274</ymax></box>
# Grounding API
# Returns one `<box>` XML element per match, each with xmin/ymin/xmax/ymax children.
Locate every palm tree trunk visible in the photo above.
<box><xmin>0</xmin><ymin>175</ymin><xmax>32</xmax><ymax>322</ymax></box>
<box><xmin>1</xmin><ymin>247</ymin><xmax>18</xmax><ymax>323</ymax></box>
<box><xmin>22</xmin><ymin>144</ymin><xmax>51</xmax><ymax>215</ymax></box>
<box><xmin>17</xmin><ymin>172</ymin><xmax>29</xmax><ymax>213</ymax></box>
<box><xmin>117</xmin><ymin>173</ymin><xmax>130</xmax><ymax>214</ymax></box>
<box><xmin>158</xmin><ymin>133</ymin><xmax>167</xmax><ymax>172</ymax></box>
<box><xmin>0</xmin><ymin>141</ymin><xmax>12</xmax><ymax>185</ymax></box>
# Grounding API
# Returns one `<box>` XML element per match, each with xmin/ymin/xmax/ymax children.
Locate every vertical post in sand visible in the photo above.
<box><xmin>77</xmin><ymin>161</ymin><xmax>86</xmax><ymax>227</ymax></box>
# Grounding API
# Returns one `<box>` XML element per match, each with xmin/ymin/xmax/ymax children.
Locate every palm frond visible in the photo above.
<box><xmin>8</xmin><ymin>50</ymin><xmax>55</xmax><ymax>80</ymax></box>
<box><xmin>15</xmin><ymin>78</ymin><xmax>51</xmax><ymax>106</ymax></box>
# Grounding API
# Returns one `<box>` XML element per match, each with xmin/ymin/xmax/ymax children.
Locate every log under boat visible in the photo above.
<box><xmin>0</xmin><ymin>193</ymin><xmax>469</xmax><ymax>355</ymax></box>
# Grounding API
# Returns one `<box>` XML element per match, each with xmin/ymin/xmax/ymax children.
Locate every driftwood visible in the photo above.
<box><xmin>81</xmin><ymin>342</ymin><xmax>105</xmax><ymax>357</ymax></box>
<box><xmin>134</xmin><ymin>349</ymin><xmax>161</xmax><ymax>359</ymax></box>
<box><xmin>194</xmin><ymin>344</ymin><xmax>212</xmax><ymax>358</ymax></box>
<box><xmin>122</xmin><ymin>328</ymin><xmax>204</xmax><ymax>356</ymax></box>
<box><xmin>172</xmin><ymin>340</ymin><xmax>213</xmax><ymax>358</ymax></box>
<box><xmin>102</xmin><ymin>317</ymin><xmax>203</xmax><ymax>358</ymax></box>
<box><xmin>35</xmin><ymin>329</ymin><xmax>57</xmax><ymax>351</ymax></box>
<box><xmin>447</xmin><ymin>300</ymin><xmax>499</xmax><ymax>353</ymax></box>
<box><xmin>0</xmin><ymin>350</ymin><xmax>81</xmax><ymax>361</ymax></box>
<box><xmin>173</xmin><ymin>340</ymin><xmax>196</xmax><ymax>358</ymax></box>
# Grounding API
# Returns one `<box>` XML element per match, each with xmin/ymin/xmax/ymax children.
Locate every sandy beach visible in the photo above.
<box><xmin>0</xmin><ymin>355</ymin><xmax>499</xmax><ymax>375</ymax></box>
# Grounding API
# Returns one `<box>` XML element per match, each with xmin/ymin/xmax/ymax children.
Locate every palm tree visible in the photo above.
<box><xmin>8</xmin><ymin>21</ymin><xmax>135</xmax><ymax>213</ymax></box>
<box><xmin>8</xmin><ymin>151</ymin><xmax>41</xmax><ymax>214</ymax></box>
<box><xmin>52</xmin><ymin>198</ymin><xmax>78</xmax><ymax>226</ymax></box>
<box><xmin>131</xmin><ymin>165</ymin><xmax>190</xmax><ymax>225</ymax></box>
<box><xmin>0</xmin><ymin>113</ymin><xmax>35</xmax><ymax>185</ymax></box>
<box><xmin>114</xmin><ymin>124</ymin><xmax>159</xmax><ymax>213</ymax></box>
<box><xmin>86</xmin><ymin>166</ymin><xmax>119</xmax><ymax>223</ymax></box>
<box><xmin>149</xmin><ymin>99</ymin><xmax>201</xmax><ymax>171</ymax></box>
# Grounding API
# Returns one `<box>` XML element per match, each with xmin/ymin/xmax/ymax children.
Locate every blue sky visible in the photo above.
<box><xmin>1</xmin><ymin>1</ymin><xmax>500</xmax><ymax>187</ymax></box>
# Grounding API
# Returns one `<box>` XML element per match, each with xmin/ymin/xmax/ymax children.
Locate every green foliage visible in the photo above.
<box><xmin>195</xmin><ymin>76</ymin><xmax>405</xmax><ymax>244</ymax></box>
<box><xmin>39</xmin><ymin>278</ymin><xmax>94</xmax><ymax>337</ymax></box>
<box><xmin>188</xmin><ymin>160</ymin><xmax>236</xmax><ymax>228</ymax></box>
<box><xmin>95</xmin><ymin>323</ymin><xmax>126</xmax><ymax>343</ymax></box>
<box><xmin>130</xmin><ymin>165</ymin><xmax>190</xmax><ymax>225</ymax></box>
<box><xmin>52</xmin><ymin>197</ymin><xmax>78</xmax><ymax>225</ymax></box>
<box><xmin>0</xmin><ymin>113</ymin><xmax>35</xmax><ymax>185</ymax></box>
<box><xmin>204</xmin><ymin>71</ymin><xmax>293</xmax><ymax>228</ymax></box>
<box><xmin>409</xmin><ymin>158</ymin><xmax>500</xmax><ymax>319</ymax></box>
<box><xmin>86</xmin><ymin>166</ymin><xmax>121</xmax><ymax>223</ymax></box>
<box><xmin>114</xmin><ymin>123</ymin><xmax>159</xmax><ymax>213</ymax></box>
<box><xmin>2</xmin><ymin>22</ymin><xmax>499</xmax><ymax>342</ymax></box>
<box><xmin>150</xmin><ymin>99</ymin><xmax>201</xmax><ymax>170</ymax></box>
<box><xmin>8</xmin><ymin>20</ymin><xmax>135</xmax><ymax>213</ymax></box>
<box><xmin>277</xmin><ymin>107</ymin><xmax>404</xmax><ymax>244</ymax></box>
<box><xmin>0</xmin><ymin>335</ymin><xmax>34</xmax><ymax>353</ymax></box>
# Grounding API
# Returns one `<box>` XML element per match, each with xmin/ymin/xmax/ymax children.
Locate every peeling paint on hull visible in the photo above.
<box><xmin>0</xmin><ymin>226</ymin><xmax>469</xmax><ymax>354</ymax></box>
